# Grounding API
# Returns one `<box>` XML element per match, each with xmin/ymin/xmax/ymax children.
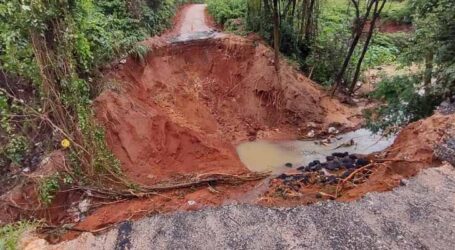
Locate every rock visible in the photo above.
<box><xmin>328</xmin><ymin>127</ymin><xmax>337</xmax><ymax>134</ymax></box>
<box><xmin>326</xmin><ymin>156</ymin><xmax>335</xmax><ymax>161</ymax></box>
<box><xmin>341</xmin><ymin>157</ymin><xmax>353</xmax><ymax>164</ymax></box>
<box><xmin>341</xmin><ymin>170</ymin><xmax>354</xmax><ymax>178</ymax></box>
<box><xmin>277</xmin><ymin>174</ymin><xmax>288</xmax><ymax>180</ymax></box>
<box><xmin>78</xmin><ymin>199</ymin><xmax>91</xmax><ymax>213</ymax></box>
<box><xmin>308</xmin><ymin>161</ymin><xmax>318</xmax><ymax>167</ymax></box>
<box><xmin>332</xmin><ymin>152</ymin><xmax>349</xmax><ymax>158</ymax></box>
<box><xmin>326</xmin><ymin>161</ymin><xmax>340</xmax><ymax>170</ymax></box>
<box><xmin>349</xmin><ymin>154</ymin><xmax>358</xmax><ymax>160</ymax></box>
<box><xmin>285</xmin><ymin>163</ymin><xmax>293</xmax><ymax>168</ymax></box>
<box><xmin>187</xmin><ymin>200</ymin><xmax>197</xmax><ymax>206</ymax></box>
<box><xmin>399</xmin><ymin>179</ymin><xmax>409</xmax><ymax>186</ymax></box>
<box><xmin>307</xmin><ymin>130</ymin><xmax>315</xmax><ymax>138</ymax></box>
<box><xmin>326</xmin><ymin>176</ymin><xmax>338</xmax><ymax>184</ymax></box>
<box><xmin>354</xmin><ymin>158</ymin><xmax>369</xmax><ymax>167</ymax></box>
<box><xmin>344</xmin><ymin>162</ymin><xmax>356</xmax><ymax>169</ymax></box>
<box><xmin>119</xmin><ymin>58</ymin><xmax>127</xmax><ymax>64</ymax></box>
<box><xmin>310</xmin><ymin>164</ymin><xmax>322</xmax><ymax>171</ymax></box>
<box><xmin>436</xmin><ymin>96</ymin><xmax>455</xmax><ymax>115</ymax></box>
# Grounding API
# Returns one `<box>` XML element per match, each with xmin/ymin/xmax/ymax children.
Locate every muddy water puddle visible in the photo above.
<box><xmin>232</xmin><ymin>129</ymin><xmax>395</xmax><ymax>203</ymax></box>
<box><xmin>236</xmin><ymin>129</ymin><xmax>395</xmax><ymax>174</ymax></box>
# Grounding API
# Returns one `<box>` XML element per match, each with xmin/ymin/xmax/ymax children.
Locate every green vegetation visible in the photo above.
<box><xmin>0</xmin><ymin>0</ymin><xmax>191</xmax><ymax>204</ymax></box>
<box><xmin>208</xmin><ymin>0</ymin><xmax>410</xmax><ymax>86</ymax></box>
<box><xmin>3</xmin><ymin>136</ymin><xmax>28</xmax><ymax>165</ymax></box>
<box><xmin>129</xmin><ymin>44</ymin><xmax>151</xmax><ymax>64</ymax></box>
<box><xmin>0</xmin><ymin>221</ymin><xmax>39</xmax><ymax>250</ymax></box>
<box><xmin>38</xmin><ymin>174</ymin><xmax>61</xmax><ymax>206</ymax></box>
<box><xmin>366</xmin><ymin>0</ymin><xmax>455</xmax><ymax>132</ymax></box>
<box><xmin>381</xmin><ymin>0</ymin><xmax>413</xmax><ymax>23</ymax></box>
<box><xmin>206</xmin><ymin>0</ymin><xmax>246</xmax><ymax>25</ymax></box>
<box><xmin>365</xmin><ymin>75</ymin><xmax>440</xmax><ymax>133</ymax></box>
<box><xmin>209</xmin><ymin>0</ymin><xmax>453</xmax><ymax>133</ymax></box>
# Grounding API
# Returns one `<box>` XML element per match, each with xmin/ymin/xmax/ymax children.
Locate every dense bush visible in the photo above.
<box><xmin>365</xmin><ymin>75</ymin><xmax>442</xmax><ymax>133</ymax></box>
<box><xmin>366</xmin><ymin>0</ymin><xmax>455</xmax><ymax>133</ymax></box>
<box><xmin>381</xmin><ymin>0</ymin><xmax>413</xmax><ymax>24</ymax></box>
<box><xmin>206</xmin><ymin>0</ymin><xmax>246</xmax><ymax>25</ymax></box>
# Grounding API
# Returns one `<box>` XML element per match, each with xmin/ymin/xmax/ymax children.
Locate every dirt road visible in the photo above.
<box><xmin>179</xmin><ymin>4</ymin><xmax>212</xmax><ymax>34</ymax></box>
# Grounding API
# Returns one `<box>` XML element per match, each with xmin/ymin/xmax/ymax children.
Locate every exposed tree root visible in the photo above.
<box><xmin>76</xmin><ymin>172</ymin><xmax>270</xmax><ymax>199</ymax></box>
<box><xmin>335</xmin><ymin>163</ymin><xmax>374</xmax><ymax>197</ymax></box>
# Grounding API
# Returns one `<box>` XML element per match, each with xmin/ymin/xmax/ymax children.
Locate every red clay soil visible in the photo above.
<box><xmin>2</xmin><ymin>6</ymin><xmax>361</xmax><ymax>240</ymax></box>
<box><xmin>95</xmin><ymin>35</ymin><xmax>360</xmax><ymax>186</ymax></box>
<box><xmin>379</xmin><ymin>20</ymin><xmax>413</xmax><ymax>33</ymax></box>
<box><xmin>0</xmin><ymin>151</ymin><xmax>83</xmax><ymax>225</ymax></box>
<box><xmin>49</xmin><ymin>35</ymin><xmax>361</xmax><ymax>240</ymax></box>
<box><xmin>341</xmin><ymin>112</ymin><xmax>455</xmax><ymax>199</ymax></box>
<box><xmin>363</xmin><ymin>19</ymin><xmax>413</xmax><ymax>34</ymax></box>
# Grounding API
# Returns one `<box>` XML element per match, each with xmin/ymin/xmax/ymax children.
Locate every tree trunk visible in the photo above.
<box><xmin>304</xmin><ymin>0</ymin><xmax>316</xmax><ymax>42</ymax></box>
<box><xmin>273</xmin><ymin>0</ymin><xmax>280</xmax><ymax>71</ymax></box>
<box><xmin>424</xmin><ymin>51</ymin><xmax>434</xmax><ymax>87</ymax></box>
<box><xmin>330</xmin><ymin>0</ymin><xmax>376</xmax><ymax>96</ymax></box>
<box><xmin>349</xmin><ymin>0</ymin><xmax>386</xmax><ymax>94</ymax></box>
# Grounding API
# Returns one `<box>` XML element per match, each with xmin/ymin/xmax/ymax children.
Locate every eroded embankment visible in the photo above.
<box><xmin>95</xmin><ymin>35</ymin><xmax>360</xmax><ymax>186</ymax></box>
<box><xmin>0</xmin><ymin>34</ymin><xmax>362</xmax><ymax>242</ymax></box>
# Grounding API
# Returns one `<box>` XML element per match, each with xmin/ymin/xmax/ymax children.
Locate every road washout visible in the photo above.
<box><xmin>4</xmin><ymin>4</ymin><xmax>455</xmax><ymax>244</ymax></box>
<box><xmin>89</xmin><ymin>2</ymin><xmax>455</xmax><ymax>233</ymax></box>
<box><xmin>95</xmin><ymin>35</ymin><xmax>360</xmax><ymax>186</ymax></box>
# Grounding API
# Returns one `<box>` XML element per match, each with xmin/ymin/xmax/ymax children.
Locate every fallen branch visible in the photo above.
<box><xmin>373</xmin><ymin>158</ymin><xmax>423</xmax><ymax>163</ymax></box>
<box><xmin>40</xmin><ymin>224</ymin><xmax>115</xmax><ymax>234</ymax></box>
<box><xmin>318</xmin><ymin>191</ymin><xmax>337</xmax><ymax>200</ymax></box>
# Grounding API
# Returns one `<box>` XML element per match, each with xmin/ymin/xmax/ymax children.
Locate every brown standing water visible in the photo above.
<box><xmin>236</xmin><ymin>129</ymin><xmax>395</xmax><ymax>173</ymax></box>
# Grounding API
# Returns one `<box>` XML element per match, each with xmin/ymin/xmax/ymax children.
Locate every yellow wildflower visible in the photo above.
<box><xmin>61</xmin><ymin>139</ymin><xmax>71</xmax><ymax>149</ymax></box>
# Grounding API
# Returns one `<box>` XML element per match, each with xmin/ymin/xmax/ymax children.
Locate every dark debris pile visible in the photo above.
<box><xmin>275</xmin><ymin>152</ymin><xmax>372</xmax><ymax>190</ymax></box>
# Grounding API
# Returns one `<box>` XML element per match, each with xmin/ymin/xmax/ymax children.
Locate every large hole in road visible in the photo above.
<box><xmin>94</xmin><ymin>35</ymin><xmax>448</xmax><ymax>209</ymax></box>
<box><xmin>95</xmin><ymin>36</ymin><xmax>360</xmax><ymax>186</ymax></box>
